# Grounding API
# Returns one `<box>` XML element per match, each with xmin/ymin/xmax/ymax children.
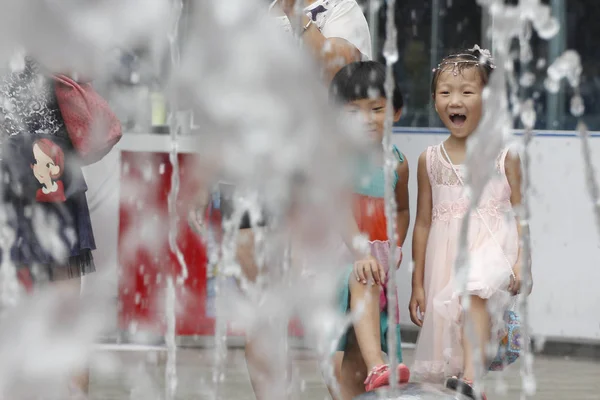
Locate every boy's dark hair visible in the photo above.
<box><xmin>431</xmin><ymin>46</ymin><xmax>496</xmax><ymax>97</ymax></box>
<box><xmin>329</xmin><ymin>61</ymin><xmax>404</xmax><ymax>111</ymax></box>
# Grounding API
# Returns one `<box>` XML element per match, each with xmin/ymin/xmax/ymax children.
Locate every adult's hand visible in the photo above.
<box><xmin>280</xmin><ymin>0</ymin><xmax>297</xmax><ymax>16</ymax></box>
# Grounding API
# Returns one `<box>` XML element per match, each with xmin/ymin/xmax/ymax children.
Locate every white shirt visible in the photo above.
<box><xmin>270</xmin><ymin>0</ymin><xmax>372</xmax><ymax>60</ymax></box>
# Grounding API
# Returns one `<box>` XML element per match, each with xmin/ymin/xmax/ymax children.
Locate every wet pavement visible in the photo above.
<box><xmin>88</xmin><ymin>345</ymin><xmax>600</xmax><ymax>400</ymax></box>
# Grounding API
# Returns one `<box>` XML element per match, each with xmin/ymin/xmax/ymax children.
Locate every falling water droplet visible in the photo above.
<box><xmin>570</xmin><ymin>95</ymin><xmax>585</xmax><ymax>117</ymax></box>
<box><xmin>533</xmin><ymin>335</ymin><xmax>547</xmax><ymax>352</ymax></box>
<box><xmin>547</xmin><ymin>50</ymin><xmax>582</xmax><ymax>88</ymax></box>
<box><xmin>520</xmin><ymin>72</ymin><xmax>536</xmax><ymax>88</ymax></box>
<box><xmin>130</xmin><ymin>72</ymin><xmax>140</xmax><ymax>84</ymax></box>
<box><xmin>534</xmin><ymin>17</ymin><xmax>560</xmax><ymax>39</ymax></box>
<box><xmin>142</xmin><ymin>163</ymin><xmax>153</xmax><ymax>182</ymax></box>
<box><xmin>522</xmin><ymin>374</ymin><xmax>537</xmax><ymax>395</ymax></box>
<box><xmin>383</xmin><ymin>49</ymin><xmax>399</xmax><ymax>64</ymax></box>
<box><xmin>520</xmin><ymin>100</ymin><xmax>536</xmax><ymax>129</ymax></box>
<box><xmin>536</xmin><ymin>58</ymin><xmax>546</xmax><ymax>69</ymax></box>
<box><xmin>520</xmin><ymin>47</ymin><xmax>533</xmax><ymax>64</ymax></box>
<box><xmin>543</xmin><ymin>77</ymin><xmax>560</xmax><ymax>93</ymax></box>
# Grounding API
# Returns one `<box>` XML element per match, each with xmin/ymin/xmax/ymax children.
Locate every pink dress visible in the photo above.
<box><xmin>412</xmin><ymin>144</ymin><xmax>519</xmax><ymax>382</ymax></box>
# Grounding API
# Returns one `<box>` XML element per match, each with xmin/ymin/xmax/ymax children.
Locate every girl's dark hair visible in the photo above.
<box><xmin>431</xmin><ymin>46</ymin><xmax>495</xmax><ymax>97</ymax></box>
<box><xmin>329</xmin><ymin>61</ymin><xmax>404</xmax><ymax>111</ymax></box>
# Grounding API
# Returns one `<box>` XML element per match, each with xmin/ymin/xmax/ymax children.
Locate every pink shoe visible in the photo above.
<box><xmin>364</xmin><ymin>363</ymin><xmax>411</xmax><ymax>391</ymax></box>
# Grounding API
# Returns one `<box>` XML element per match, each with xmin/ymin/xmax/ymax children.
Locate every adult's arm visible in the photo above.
<box><xmin>283</xmin><ymin>1</ymin><xmax>372</xmax><ymax>81</ymax></box>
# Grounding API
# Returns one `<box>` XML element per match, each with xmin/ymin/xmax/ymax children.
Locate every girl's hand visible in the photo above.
<box><xmin>409</xmin><ymin>286</ymin><xmax>426</xmax><ymax>327</ymax></box>
<box><xmin>508</xmin><ymin>272</ymin><xmax>521</xmax><ymax>296</ymax></box>
<box><xmin>509</xmin><ymin>257</ymin><xmax>533</xmax><ymax>296</ymax></box>
<box><xmin>353</xmin><ymin>255</ymin><xmax>385</xmax><ymax>286</ymax></box>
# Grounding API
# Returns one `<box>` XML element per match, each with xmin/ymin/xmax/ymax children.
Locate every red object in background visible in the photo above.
<box><xmin>117</xmin><ymin>151</ymin><xmax>304</xmax><ymax>338</ymax></box>
<box><xmin>118</xmin><ymin>151</ymin><xmax>213</xmax><ymax>335</ymax></box>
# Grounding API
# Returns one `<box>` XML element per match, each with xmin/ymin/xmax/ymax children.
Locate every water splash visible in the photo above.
<box><xmin>382</xmin><ymin>0</ymin><xmax>400</xmax><ymax>392</ymax></box>
<box><xmin>0</xmin><ymin>206</ymin><xmax>20</xmax><ymax>312</ymax></box>
<box><xmin>164</xmin><ymin>277</ymin><xmax>177</xmax><ymax>400</ymax></box>
<box><xmin>166</xmin><ymin>0</ymin><xmax>187</xmax><ymax>282</ymax></box>
<box><xmin>164</xmin><ymin>1</ymin><xmax>185</xmax><ymax>399</ymax></box>
<box><xmin>447</xmin><ymin>0</ymin><xmax>563</xmax><ymax>395</ymax></box>
<box><xmin>543</xmin><ymin>51</ymin><xmax>600</xmax><ymax>241</ymax></box>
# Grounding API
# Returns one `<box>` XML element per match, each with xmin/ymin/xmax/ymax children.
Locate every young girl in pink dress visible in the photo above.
<box><xmin>409</xmin><ymin>47</ymin><xmax>529</xmax><ymax>399</ymax></box>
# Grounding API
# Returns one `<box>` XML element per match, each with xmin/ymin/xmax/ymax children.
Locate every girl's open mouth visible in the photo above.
<box><xmin>450</xmin><ymin>113</ymin><xmax>467</xmax><ymax>127</ymax></box>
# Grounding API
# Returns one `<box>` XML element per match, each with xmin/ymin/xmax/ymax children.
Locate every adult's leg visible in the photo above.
<box><xmin>236</xmin><ymin>228</ymin><xmax>259</xmax><ymax>283</ymax></box>
<box><xmin>238</xmin><ymin>228</ymin><xmax>284</xmax><ymax>400</ymax></box>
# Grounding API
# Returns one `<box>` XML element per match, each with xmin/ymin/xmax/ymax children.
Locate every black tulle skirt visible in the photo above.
<box><xmin>7</xmin><ymin>191</ymin><xmax>97</xmax><ymax>282</ymax></box>
<box><xmin>2</xmin><ymin>134</ymin><xmax>96</xmax><ymax>283</ymax></box>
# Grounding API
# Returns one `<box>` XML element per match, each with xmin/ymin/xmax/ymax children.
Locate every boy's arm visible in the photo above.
<box><xmin>395</xmin><ymin>155</ymin><xmax>410</xmax><ymax>267</ymax></box>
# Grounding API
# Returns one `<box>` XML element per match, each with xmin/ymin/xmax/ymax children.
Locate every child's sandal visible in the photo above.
<box><xmin>364</xmin><ymin>363</ymin><xmax>411</xmax><ymax>392</ymax></box>
<box><xmin>445</xmin><ymin>377</ymin><xmax>487</xmax><ymax>400</ymax></box>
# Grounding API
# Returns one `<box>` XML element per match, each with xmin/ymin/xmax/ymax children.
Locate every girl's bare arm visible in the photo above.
<box><xmin>412</xmin><ymin>151</ymin><xmax>432</xmax><ymax>289</ymax></box>
<box><xmin>505</xmin><ymin>150</ymin><xmax>531</xmax><ymax>294</ymax></box>
<box><xmin>395</xmin><ymin>155</ymin><xmax>410</xmax><ymax>250</ymax></box>
<box><xmin>408</xmin><ymin>151</ymin><xmax>432</xmax><ymax>326</ymax></box>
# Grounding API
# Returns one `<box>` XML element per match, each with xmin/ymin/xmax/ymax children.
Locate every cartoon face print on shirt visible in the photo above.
<box><xmin>31</xmin><ymin>138</ymin><xmax>66</xmax><ymax>202</ymax></box>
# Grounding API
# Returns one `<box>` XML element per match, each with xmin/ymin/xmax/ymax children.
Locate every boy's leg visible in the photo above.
<box><xmin>348</xmin><ymin>277</ymin><xmax>386</xmax><ymax>371</ymax></box>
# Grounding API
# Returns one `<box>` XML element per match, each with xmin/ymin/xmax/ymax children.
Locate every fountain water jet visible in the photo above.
<box><xmin>170</xmin><ymin>2</ymin><xmax>372</xmax><ymax>400</ymax></box>
<box><xmin>165</xmin><ymin>0</ymin><xmax>185</xmax><ymax>399</ymax></box>
<box><xmin>382</xmin><ymin>0</ymin><xmax>400</xmax><ymax>391</ymax></box>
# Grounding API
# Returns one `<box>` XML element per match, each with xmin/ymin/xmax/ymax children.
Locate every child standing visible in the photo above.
<box><xmin>0</xmin><ymin>57</ymin><xmax>97</xmax><ymax>396</ymax></box>
<box><xmin>409</xmin><ymin>47</ymin><xmax>527</xmax><ymax>399</ymax></box>
<box><xmin>328</xmin><ymin>61</ymin><xmax>410</xmax><ymax>399</ymax></box>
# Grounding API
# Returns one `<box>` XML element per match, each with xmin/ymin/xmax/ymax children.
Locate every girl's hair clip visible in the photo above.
<box><xmin>468</xmin><ymin>44</ymin><xmax>496</xmax><ymax>68</ymax></box>
<box><xmin>432</xmin><ymin>44</ymin><xmax>497</xmax><ymax>74</ymax></box>
<box><xmin>435</xmin><ymin>59</ymin><xmax>481</xmax><ymax>75</ymax></box>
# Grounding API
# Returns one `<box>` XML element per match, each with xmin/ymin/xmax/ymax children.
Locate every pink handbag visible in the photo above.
<box><xmin>54</xmin><ymin>75</ymin><xmax>122</xmax><ymax>165</ymax></box>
